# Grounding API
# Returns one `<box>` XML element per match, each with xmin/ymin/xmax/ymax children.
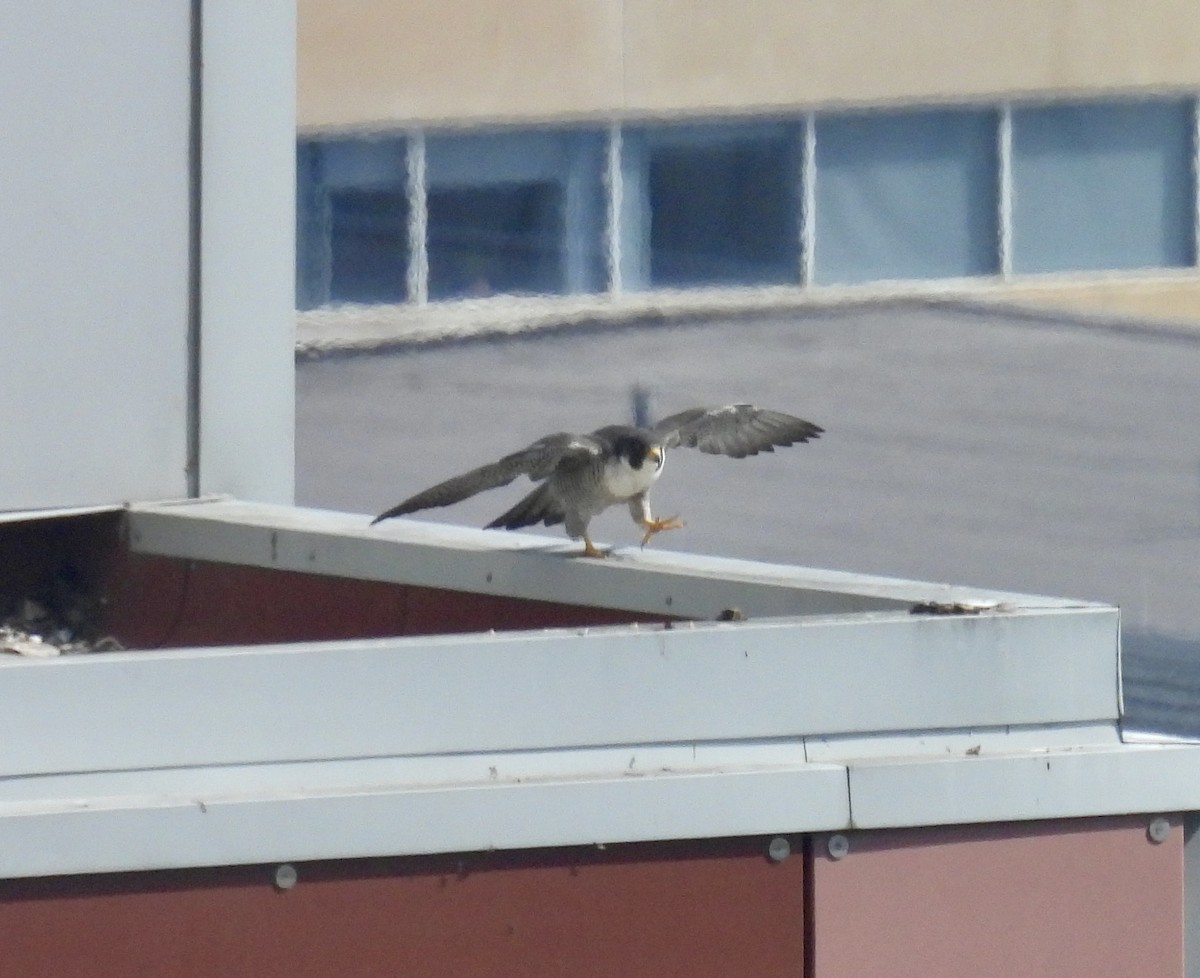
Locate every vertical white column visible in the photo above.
<box><xmin>998</xmin><ymin>103</ymin><xmax>1014</xmax><ymax>280</ymax></box>
<box><xmin>605</xmin><ymin>122</ymin><xmax>623</xmax><ymax>295</ymax></box>
<box><xmin>801</xmin><ymin>112</ymin><xmax>816</xmax><ymax>287</ymax></box>
<box><xmin>199</xmin><ymin>0</ymin><xmax>296</xmax><ymax>504</ymax></box>
<box><xmin>606</xmin><ymin>123</ymin><xmax>653</xmax><ymax>293</ymax></box>
<box><xmin>406</xmin><ymin>130</ymin><xmax>428</xmax><ymax>305</ymax></box>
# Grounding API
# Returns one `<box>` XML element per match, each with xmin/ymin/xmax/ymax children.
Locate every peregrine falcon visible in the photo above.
<box><xmin>372</xmin><ymin>404</ymin><xmax>823</xmax><ymax>557</ymax></box>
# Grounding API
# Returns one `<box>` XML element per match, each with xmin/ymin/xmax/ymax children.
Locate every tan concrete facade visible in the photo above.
<box><xmin>299</xmin><ymin>0</ymin><xmax>1200</xmax><ymax>130</ymax></box>
<box><xmin>994</xmin><ymin>275</ymin><xmax>1200</xmax><ymax>327</ymax></box>
<box><xmin>297</xmin><ymin>0</ymin><xmax>1200</xmax><ymax>326</ymax></box>
<box><xmin>298</xmin><ymin>0</ymin><xmax>623</xmax><ymax>130</ymax></box>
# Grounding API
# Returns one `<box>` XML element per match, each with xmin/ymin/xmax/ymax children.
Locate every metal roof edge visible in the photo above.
<box><xmin>0</xmin><ymin>503</ymin><xmax>124</xmax><ymax>525</ymax></box>
<box><xmin>846</xmin><ymin>742</ymin><xmax>1200</xmax><ymax>829</ymax></box>
<box><xmin>3</xmin><ymin>739</ymin><xmax>1199</xmax><ymax>879</ymax></box>
<box><xmin>0</xmin><ymin>765</ymin><xmax>849</xmax><ymax>879</ymax></box>
<box><xmin>0</xmin><ymin>497</ymin><xmax>1150</xmax><ymax>879</ymax></box>
<box><xmin>0</xmin><ymin>606</ymin><xmax>1119</xmax><ymax>778</ymax></box>
<box><xmin>126</xmin><ymin>497</ymin><xmax>1104</xmax><ymax>616</ymax></box>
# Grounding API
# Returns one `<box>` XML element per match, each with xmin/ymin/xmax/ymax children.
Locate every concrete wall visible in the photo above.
<box><xmin>0</xmin><ymin>1</ymin><xmax>296</xmax><ymax>513</ymax></box>
<box><xmin>296</xmin><ymin>0</ymin><xmax>1200</xmax><ymax>326</ymax></box>
<box><xmin>0</xmin><ymin>1</ymin><xmax>193</xmax><ymax>511</ymax></box>
<box><xmin>992</xmin><ymin>276</ymin><xmax>1200</xmax><ymax>327</ymax></box>
<box><xmin>298</xmin><ymin>0</ymin><xmax>1200</xmax><ymax>130</ymax></box>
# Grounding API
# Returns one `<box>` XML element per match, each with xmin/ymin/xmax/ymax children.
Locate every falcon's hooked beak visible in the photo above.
<box><xmin>647</xmin><ymin>445</ymin><xmax>664</xmax><ymax>469</ymax></box>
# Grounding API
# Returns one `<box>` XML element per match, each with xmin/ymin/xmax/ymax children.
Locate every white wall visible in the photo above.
<box><xmin>0</xmin><ymin>0</ymin><xmax>295</xmax><ymax>511</ymax></box>
<box><xmin>0</xmin><ymin>2</ymin><xmax>193</xmax><ymax>509</ymax></box>
<box><xmin>199</xmin><ymin>0</ymin><xmax>296</xmax><ymax>504</ymax></box>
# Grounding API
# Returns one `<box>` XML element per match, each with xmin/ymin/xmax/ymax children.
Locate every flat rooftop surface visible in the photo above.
<box><xmin>296</xmin><ymin>299</ymin><xmax>1200</xmax><ymax>734</ymax></box>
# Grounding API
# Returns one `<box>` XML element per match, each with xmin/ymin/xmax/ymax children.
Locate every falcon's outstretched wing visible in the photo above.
<box><xmin>371</xmin><ymin>432</ymin><xmax>598</xmax><ymax>524</ymax></box>
<box><xmin>653</xmin><ymin>404</ymin><xmax>823</xmax><ymax>459</ymax></box>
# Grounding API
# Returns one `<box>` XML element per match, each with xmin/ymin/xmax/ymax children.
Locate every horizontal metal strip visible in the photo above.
<box><xmin>6</xmin><ymin>740</ymin><xmax>1198</xmax><ymax>879</ymax></box>
<box><xmin>0</xmin><ymin>603</ymin><xmax>1118</xmax><ymax>778</ymax></box>
<box><xmin>847</xmin><ymin>743</ymin><xmax>1200</xmax><ymax>828</ymax></box>
<box><xmin>126</xmin><ymin>499</ymin><xmax>1089</xmax><ymax>620</ymax></box>
<box><xmin>0</xmin><ymin>765</ymin><xmax>849</xmax><ymax>879</ymax></box>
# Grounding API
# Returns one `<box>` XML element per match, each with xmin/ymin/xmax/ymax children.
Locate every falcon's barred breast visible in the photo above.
<box><xmin>372</xmin><ymin>403</ymin><xmax>823</xmax><ymax>557</ymax></box>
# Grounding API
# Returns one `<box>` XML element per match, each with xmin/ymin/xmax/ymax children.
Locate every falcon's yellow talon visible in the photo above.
<box><xmin>639</xmin><ymin>515</ymin><xmax>685</xmax><ymax>548</ymax></box>
<box><xmin>581</xmin><ymin>534</ymin><xmax>608</xmax><ymax>558</ymax></box>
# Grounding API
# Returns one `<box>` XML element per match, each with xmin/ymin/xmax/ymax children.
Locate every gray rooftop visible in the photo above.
<box><xmin>296</xmin><ymin>298</ymin><xmax>1200</xmax><ymax>734</ymax></box>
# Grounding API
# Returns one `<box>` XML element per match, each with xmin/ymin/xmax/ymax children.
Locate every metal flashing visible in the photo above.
<box><xmin>805</xmin><ymin>720</ymin><xmax>1123</xmax><ymax>764</ymax></box>
<box><xmin>0</xmin><ymin>504</ymin><xmax>123</xmax><ymax>525</ymax></box>
<box><xmin>0</xmin><ymin>497</ymin><xmax>1181</xmax><ymax>881</ymax></box>
<box><xmin>126</xmin><ymin>498</ymin><xmax>1102</xmax><ymax>619</ymax></box>
<box><xmin>847</xmin><ymin>742</ymin><xmax>1200</xmax><ymax>828</ymax></box>
<box><xmin>0</xmin><ymin>612</ymin><xmax>1119</xmax><ymax>779</ymax></box>
<box><xmin>0</xmin><ymin>764</ymin><xmax>848</xmax><ymax>880</ymax></box>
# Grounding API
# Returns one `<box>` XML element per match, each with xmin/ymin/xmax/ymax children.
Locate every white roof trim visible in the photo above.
<box><xmin>0</xmin><ymin>497</ymin><xmax>1172</xmax><ymax>879</ymax></box>
<box><xmin>126</xmin><ymin>498</ymin><xmax>1102</xmax><ymax>619</ymax></box>
<box><xmin>0</xmin><ymin>607</ymin><xmax>1119</xmax><ymax>778</ymax></box>
<box><xmin>846</xmin><ymin>742</ymin><xmax>1200</xmax><ymax>829</ymax></box>
<box><xmin>2</xmin><ymin>741</ymin><xmax>1199</xmax><ymax>879</ymax></box>
<box><xmin>0</xmin><ymin>503</ymin><xmax>122</xmax><ymax>524</ymax></box>
<box><xmin>0</xmin><ymin>765</ymin><xmax>849</xmax><ymax>878</ymax></box>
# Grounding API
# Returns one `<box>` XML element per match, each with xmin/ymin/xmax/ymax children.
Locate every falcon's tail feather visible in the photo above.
<box><xmin>486</xmin><ymin>483</ymin><xmax>564</xmax><ymax>531</ymax></box>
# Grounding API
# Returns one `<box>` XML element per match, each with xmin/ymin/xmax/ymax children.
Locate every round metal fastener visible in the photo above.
<box><xmin>1148</xmin><ymin>817</ymin><xmax>1171</xmax><ymax>844</ymax></box>
<box><xmin>827</xmin><ymin>834</ymin><xmax>850</xmax><ymax>860</ymax></box>
<box><xmin>767</xmin><ymin>836</ymin><xmax>791</xmax><ymax>862</ymax></box>
<box><xmin>274</xmin><ymin>863</ymin><xmax>299</xmax><ymax>890</ymax></box>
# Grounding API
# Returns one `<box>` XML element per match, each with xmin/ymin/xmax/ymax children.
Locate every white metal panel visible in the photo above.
<box><xmin>198</xmin><ymin>1</ymin><xmax>296</xmax><ymax>503</ymax></box>
<box><xmin>128</xmin><ymin>503</ymin><xmax>904</xmax><ymax>619</ymax></box>
<box><xmin>0</xmin><ymin>2</ymin><xmax>192</xmax><ymax>509</ymax></box>
<box><xmin>806</xmin><ymin>720</ymin><xmax>1122</xmax><ymax>763</ymax></box>
<box><xmin>7</xmin><ymin>739</ymin><xmax>1200</xmax><ymax>878</ymax></box>
<box><xmin>126</xmin><ymin>499</ymin><xmax>1095</xmax><ymax>619</ymax></box>
<box><xmin>847</xmin><ymin>742</ymin><xmax>1200</xmax><ymax>828</ymax></box>
<box><xmin>0</xmin><ymin>505</ymin><xmax>122</xmax><ymax>525</ymax></box>
<box><xmin>0</xmin><ymin>765</ymin><xmax>848</xmax><ymax>879</ymax></box>
<box><xmin>0</xmin><ymin>602</ymin><xmax>1118</xmax><ymax>778</ymax></box>
<box><xmin>0</xmin><ymin>742</ymin><xmax>819</xmax><ymax>806</ymax></box>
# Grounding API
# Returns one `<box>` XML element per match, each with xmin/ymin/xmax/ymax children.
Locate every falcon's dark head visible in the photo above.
<box><xmin>612</xmin><ymin>432</ymin><xmax>664</xmax><ymax>471</ymax></box>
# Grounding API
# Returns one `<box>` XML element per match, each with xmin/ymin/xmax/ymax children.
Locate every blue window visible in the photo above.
<box><xmin>637</xmin><ymin>123</ymin><xmax>802</xmax><ymax>288</ymax></box>
<box><xmin>814</xmin><ymin>109</ymin><xmax>999</xmax><ymax>284</ymax></box>
<box><xmin>1011</xmin><ymin>100</ymin><xmax>1194</xmax><ymax>273</ymax></box>
<box><xmin>425</xmin><ymin>129</ymin><xmax>606</xmax><ymax>299</ymax></box>
<box><xmin>296</xmin><ymin>137</ymin><xmax>408</xmax><ymax>308</ymax></box>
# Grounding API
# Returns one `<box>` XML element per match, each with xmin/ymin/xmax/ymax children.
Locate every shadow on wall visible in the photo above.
<box><xmin>1122</xmin><ymin>631</ymin><xmax>1200</xmax><ymax>736</ymax></box>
